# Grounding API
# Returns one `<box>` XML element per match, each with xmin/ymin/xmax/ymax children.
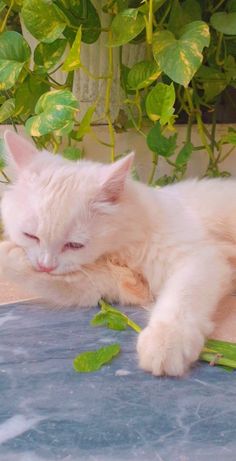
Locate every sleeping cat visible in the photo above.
<box><xmin>1</xmin><ymin>131</ymin><xmax>236</xmax><ymax>377</ymax></box>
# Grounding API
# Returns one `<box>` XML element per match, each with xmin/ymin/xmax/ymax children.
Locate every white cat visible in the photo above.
<box><xmin>1</xmin><ymin>131</ymin><xmax>235</xmax><ymax>376</ymax></box>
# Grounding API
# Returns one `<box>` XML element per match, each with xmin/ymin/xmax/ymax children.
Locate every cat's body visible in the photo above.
<box><xmin>1</xmin><ymin>131</ymin><xmax>235</xmax><ymax>376</ymax></box>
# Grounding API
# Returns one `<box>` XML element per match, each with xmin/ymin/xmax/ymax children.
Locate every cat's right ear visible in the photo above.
<box><xmin>4</xmin><ymin>131</ymin><xmax>39</xmax><ymax>171</ymax></box>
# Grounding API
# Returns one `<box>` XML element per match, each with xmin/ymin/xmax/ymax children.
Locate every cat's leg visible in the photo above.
<box><xmin>0</xmin><ymin>241</ymin><xmax>102</xmax><ymax>307</ymax></box>
<box><xmin>137</xmin><ymin>245</ymin><xmax>232</xmax><ymax>376</ymax></box>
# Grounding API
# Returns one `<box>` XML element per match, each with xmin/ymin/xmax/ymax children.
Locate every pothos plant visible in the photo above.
<box><xmin>0</xmin><ymin>0</ymin><xmax>236</xmax><ymax>185</ymax></box>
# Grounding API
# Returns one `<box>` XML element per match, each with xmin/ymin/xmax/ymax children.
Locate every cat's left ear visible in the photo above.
<box><xmin>4</xmin><ymin>131</ymin><xmax>39</xmax><ymax>171</ymax></box>
<box><xmin>98</xmin><ymin>152</ymin><xmax>134</xmax><ymax>204</ymax></box>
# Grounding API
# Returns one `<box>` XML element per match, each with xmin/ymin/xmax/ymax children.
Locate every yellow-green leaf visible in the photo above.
<box><xmin>145</xmin><ymin>82</ymin><xmax>175</xmax><ymax>126</ymax></box>
<box><xmin>0</xmin><ymin>31</ymin><xmax>30</xmax><ymax>90</ymax></box>
<box><xmin>0</xmin><ymin>98</ymin><xmax>15</xmax><ymax>123</ymax></box>
<box><xmin>152</xmin><ymin>21</ymin><xmax>210</xmax><ymax>87</ymax></box>
<box><xmin>62</xmin><ymin>26</ymin><xmax>82</xmax><ymax>71</ymax></box>
<box><xmin>73</xmin><ymin>344</ymin><xmax>121</xmax><ymax>373</ymax></box>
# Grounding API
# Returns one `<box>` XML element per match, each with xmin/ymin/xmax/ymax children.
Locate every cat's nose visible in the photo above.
<box><xmin>37</xmin><ymin>263</ymin><xmax>57</xmax><ymax>273</ymax></box>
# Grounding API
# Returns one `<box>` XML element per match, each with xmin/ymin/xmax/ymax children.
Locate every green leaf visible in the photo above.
<box><xmin>176</xmin><ymin>142</ymin><xmax>193</xmax><ymax>165</ymax></box>
<box><xmin>0</xmin><ymin>31</ymin><xmax>30</xmax><ymax>91</ymax></box>
<box><xmin>62</xmin><ymin>26</ymin><xmax>81</xmax><ymax>71</ymax></box>
<box><xmin>152</xmin><ymin>21</ymin><xmax>210</xmax><ymax>87</ymax></box>
<box><xmin>147</xmin><ymin>122</ymin><xmax>177</xmax><ymax>157</ymax></box>
<box><xmin>127</xmin><ymin>60</ymin><xmax>161</xmax><ymax>90</ymax></box>
<box><xmin>210</xmin><ymin>12</ymin><xmax>236</xmax><ymax>35</ymax></box>
<box><xmin>72</xmin><ymin>104</ymin><xmax>96</xmax><ymax>140</ymax></box>
<box><xmin>73</xmin><ymin>343</ymin><xmax>121</xmax><ymax>373</ymax></box>
<box><xmin>2</xmin><ymin>0</ymin><xmax>23</xmax><ymax>11</ymax></box>
<box><xmin>227</xmin><ymin>0</ymin><xmax>236</xmax><ymax>12</ymax></box>
<box><xmin>14</xmin><ymin>74</ymin><xmax>48</xmax><ymax>119</ymax></box>
<box><xmin>63</xmin><ymin>146</ymin><xmax>83</xmax><ymax>161</ymax></box>
<box><xmin>25</xmin><ymin>89</ymin><xmax>78</xmax><ymax>137</ymax></box>
<box><xmin>221</xmin><ymin>127</ymin><xmax>236</xmax><ymax>145</ymax></box>
<box><xmin>34</xmin><ymin>39</ymin><xmax>67</xmax><ymax>71</ymax></box>
<box><xmin>0</xmin><ymin>138</ymin><xmax>6</xmax><ymax>169</ymax></box>
<box><xmin>139</xmin><ymin>0</ymin><xmax>167</xmax><ymax>14</ymax></box>
<box><xmin>59</xmin><ymin>0</ymin><xmax>101</xmax><ymax>44</ymax></box>
<box><xmin>21</xmin><ymin>0</ymin><xmax>68</xmax><ymax>43</ymax></box>
<box><xmin>110</xmin><ymin>9</ymin><xmax>145</xmax><ymax>47</ymax></box>
<box><xmin>97</xmin><ymin>299</ymin><xmax>142</xmax><ymax>333</ymax></box>
<box><xmin>0</xmin><ymin>98</ymin><xmax>15</xmax><ymax>123</ymax></box>
<box><xmin>91</xmin><ymin>311</ymin><xmax>128</xmax><ymax>331</ymax></box>
<box><xmin>168</xmin><ymin>0</ymin><xmax>201</xmax><ymax>36</ymax></box>
<box><xmin>145</xmin><ymin>82</ymin><xmax>176</xmax><ymax>126</ymax></box>
<box><xmin>196</xmin><ymin>65</ymin><xmax>227</xmax><ymax>101</ymax></box>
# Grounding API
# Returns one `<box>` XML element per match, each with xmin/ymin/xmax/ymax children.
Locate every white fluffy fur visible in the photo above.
<box><xmin>1</xmin><ymin>131</ymin><xmax>236</xmax><ymax>377</ymax></box>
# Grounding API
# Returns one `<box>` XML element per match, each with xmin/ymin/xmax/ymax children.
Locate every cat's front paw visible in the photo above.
<box><xmin>137</xmin><ymin>321</ymin><xmax>204</xmax><ymax>376</ymax></box>
<box><xmin>0</xmin><ymin>241</ymin><xmax>31</xmax><ymax>279</ymax></box>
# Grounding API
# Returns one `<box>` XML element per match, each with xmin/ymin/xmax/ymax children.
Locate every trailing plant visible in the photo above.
<box><xmin>0</xmin><ymin>0</ymin><xmax>236</xmax><ymax>184</ymax></box>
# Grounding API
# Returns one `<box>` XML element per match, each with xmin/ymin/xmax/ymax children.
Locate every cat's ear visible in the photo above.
<box><xmin>4</xmin><ymin>131</ymin><xmax>39</xmax><ymax>171</ymax></box>
<box><xmin>98</xmin><ymin>152</ymin><xmax>134</xmax><ymax>204</ymax></box>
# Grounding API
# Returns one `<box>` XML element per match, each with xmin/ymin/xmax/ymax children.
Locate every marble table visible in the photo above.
<box><xmin>0</xmin><ymin>301</ymin><xmax>236</xmax><ymax>461</ymax></box>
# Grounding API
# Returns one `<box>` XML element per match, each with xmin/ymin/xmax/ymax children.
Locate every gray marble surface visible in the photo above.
<box><xmin>0</xmin><ymin>301</ymin><xmax>236</xmax><ymax>461</ymax></box>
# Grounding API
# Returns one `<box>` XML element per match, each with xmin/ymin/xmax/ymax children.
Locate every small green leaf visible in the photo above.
<box><xmin>0</xmin><ymin>138</ymin><xmax>6</xmax><ymax>169</ymax></box>
<box><xmin>127</xmin><ymin>61</ymin><xmax>161</xmax><ymax>90</ymax></box>
<box><xmin>34</xmin><ymin>39</ymin><xmax>67</xmax><ymax>71</ymax></box>
<box><xmin>62</xmin><ymin>26</ymin><xmax>81</xmax><ymax>71</ymax></box>
<box><xmin>176</xmin><ymin>142</ymin><xmax>193</xmax><ymax>165</ymax></box>
<box><xmin>110</xmin><ymin>9</ymin><xmax>145</xmax><ymax>47</ymax></box>
<box><xmin>168</xmin><ymin>0</ymin><xmax>201</xmax><ymax>36</ymax></box>
<box><xmin>72</xmin><ymin>104</ymin><xmax>96</xmax><ymax>140</ymax></box>
<box><xmin>73</xmin><ymin>343</ymin><xmax>121</xmax><ymax>373</ymax></box>
<box><xmin>21</xmin><ymin>0</ymin><xmax>68</xmax><ymax>43</ymax></box>
<box><xmin>152</xmin><ymin>21</ymin><xmax>210</xmax><ymax>87</ymax></box>
<box><xmin>25</xmin><ymin>89</ymin><xmax>78</xmax><ymax>137</ymax></box>
<box><xmin>221</xmin><ymin>127</ymin><xmax>236</xmax><ymax>145</ymax></box>
<box><xmin>91</xmin><ymin>311</ymin><xmax>128</xmax><ymax>331</ymax></box>
<box><xmin>0</xmin><ymin>31</ymin><xmax>31</xmax><ymax>90</ymax></box>
<box><xmin>0</xmin><ymin>98</ymin><xmax>15</xmax><ymax>123</ymax></box>
<box><xmin>210</xmin><ymin>12</ymin><xmax>236</xmax><ymax>35</ymax></box>
<box><xmin>196</xmin><ymin>65</ymin><xmax>227</xmax><ymax>101</ymax></box>
<box><xmin>62</xmin><ymin>0</ymin><xmax>101</xmax><ymax>44</ymax></box>
<box><xmin>63</xmin><ymin>146</ymin><xmax>83</xmax><ymax>161</ymax></box>
<box><xmin>147</xmin><ymin>122</ymin><xmax>177</xmax><ymax>157</ymax></box>
<box><xmin>145</xmin><ymin>82</ymin><xmax>176</xmax><ymax>126</ymax></box>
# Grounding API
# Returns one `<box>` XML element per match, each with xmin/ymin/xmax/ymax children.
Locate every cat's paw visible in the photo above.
<box><xmin>137</xmin><ymin>320</ymin><xmax>204</xmax><ymax>376</ymax></box>
<box><xmin>0</xmin><ymin>241</ymin><xmax>31</xmax><ymax>279</ymax></box>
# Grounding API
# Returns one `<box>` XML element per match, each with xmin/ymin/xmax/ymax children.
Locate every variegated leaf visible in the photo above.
<box><xmin>152</xmin><ymin>21</ymin><xmax>210</xmax><ymax>87</ymax></box>
<box><xmin>0</xmin><ymin>31</ymin><xmax>30</xmax><ymax>90</ymax></box>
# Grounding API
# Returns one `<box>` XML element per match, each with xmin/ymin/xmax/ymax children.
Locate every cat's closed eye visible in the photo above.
<box><xmin>23</xmin><ymin>232</ymin><xmax>39</xmax><ymax>242</ymax></box>
<box><xmin>63</xmin><ymin>242</ymin><xmax>84</xmax><ymax>250</ymax></box>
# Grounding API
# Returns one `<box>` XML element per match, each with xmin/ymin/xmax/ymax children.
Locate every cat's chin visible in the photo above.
<box><xmin>34</xmin><ymin>267</ymin><xmax>82</xmax><ymax>276</ymax></box>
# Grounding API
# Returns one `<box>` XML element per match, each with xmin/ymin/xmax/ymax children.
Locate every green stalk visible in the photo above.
<box><xmin>105</xmin><ymin>31</ymin><xmax>115</xmax><ymax>162</ymax></box>
<box><xmin>0</xmin><ymin>0</ymin><xmax>14</xmax><ymax>33</ymax></box>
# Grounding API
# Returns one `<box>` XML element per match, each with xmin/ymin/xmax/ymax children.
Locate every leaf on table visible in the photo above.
<box><xmin>73</xmin><ymin>343</ymin><xmax>121</xmax><ymax>373</ymax></box>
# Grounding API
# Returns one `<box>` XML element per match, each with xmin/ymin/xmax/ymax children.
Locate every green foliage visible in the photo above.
<box><xmin>73</xmin><ymin>343</ymin><xmax>120</xmax><ymax>372</ymax></box>
<box><xmin>0</xmin><ymin>0</ymin><xmax>236</xmax><ymax>182</ymax></box>
<box><xmin>152</xmin><ymin>21</ymin><xmax>210</xmax><ymax>87</ymax></box>
<box><xmin>25</xmin><ymin>89</ymin><xmax>78</xmax><ymax>136</ymax></box>
<box><xmin>0</xmin><ymin>31</ymin><xmax>30</xmax><ymax>90</ymax></box>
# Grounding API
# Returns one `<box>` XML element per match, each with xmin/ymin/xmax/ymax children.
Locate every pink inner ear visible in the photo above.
<box><xmin>99</xmin><ymin>152</ymin><xmax>135</xmax><ymax>203</ymax></box>
<box><xmin>4</xmin><ymin>131</ymin><xmax>39</xmax><ymax>170</ymax></box>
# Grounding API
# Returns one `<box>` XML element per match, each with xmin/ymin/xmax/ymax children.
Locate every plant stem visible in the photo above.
<box><xmin>0</xmin><ymin>0</ymin><xmax>14</xmax><ymax>33</ymax></box>
<box><xmin>148</xmin><ymin>154</ymin><xmax>158</xmax><ymax>185</ymax></box>
<box><xmin>200</xmin><ymin>351</ymin><xmax>236</xmax><ymax>369</ymax></box>
<box><xmin>105</xmin><ymin>31</ymin><xmax>116</xmax><ymax>162</ymax></box>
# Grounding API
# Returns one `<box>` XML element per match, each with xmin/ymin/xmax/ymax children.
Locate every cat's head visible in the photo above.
<box><xmin>1</xmin><ymin>131</ymin><xmax>134</xmax><ymax>274</ymax></box>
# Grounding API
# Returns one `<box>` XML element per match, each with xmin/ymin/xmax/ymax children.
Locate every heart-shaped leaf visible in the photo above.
<box><xmin>0</xmin><ymin>98</ymin><xmax>15</xmax><ymax>123</ymax></box>
<box><xmin>110</xmin><ymin>9</ymin><xmax>145</xmax><ymax>46</ymax></box>
<box><xmin>210</xmin><ymin>12</ymin><xmax>236</xmax><ymax>35</ymax></box>
<box><xmin>147</xmin><ymin>122</ymin><xmax>177</xmax><ymax>157</ymax></box>
<box><xmin>152</xmin><ymin>21</ymin><xmax>210</xmax><ymax>87</ymax></box>
<box><xmin>62</xmin><ymin>26</ymin><xmax>81</xmax><ymax>71</ymax></box>
<box><xmin>73</xmin><ymin>343</ymin><xmax>121</xmax><ymax>373</ymax></box>
<box><xmin>127</xmin><ymin>60</ymin><xmax>161</xmax><ymax>90</ymax></box>
<box><xmin>145</xmin><ymin>82</ymin><xmax>176</xmax><ymax>126</ymax></box>
<box><xmin>21</xmin><ymin>0</ymin><xmax>68</xmax><ymax>43</ymax></box>
<box><xmin>0</xmin><ymin>31</ymin><xmax>30</xmax><ymax>90</ymax></box>
<box><xmin>25</xmin><ymin>89</ymin><xmax>78</xmax><ymax>137</ymax></box>
<box><xmin>59</xmin><ymin>0</ymin><xmax>101</xmax><ymax>44</ymax></box>
<box><xmin>34</xmin><ymin>39</ymin><xmax>67</xmax><ymax>71</ymax></box>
